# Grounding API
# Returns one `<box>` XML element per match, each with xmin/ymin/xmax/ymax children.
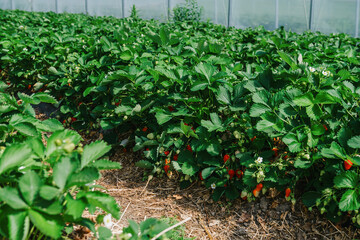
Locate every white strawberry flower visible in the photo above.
<box><xmin>103</xmin><ymin>214</ymin><xmax>113</xmax><ymax>229</ymax></box>
<box><xmin>255</xmin><ymin>157</ymin><xmax>263</xmax><ymax>164</ymax></box>
<box><xmin>23</xmin><ymin>48</ymin><xmax>28</xmax><ymax>52</ymax></box>
<box><xmin>211</xmin><ymin>183</ymin><xmax>216</xmax><ymax>189</ymax></box>
<box><xmin>322</xmin><ymin>70</ymin><xmax>330</xmax><ymax>77</ymax></box>
<box><xmin>309</xmin><ymin>67</ymin><xmax>315</xmax><ymax>72</ymax></box>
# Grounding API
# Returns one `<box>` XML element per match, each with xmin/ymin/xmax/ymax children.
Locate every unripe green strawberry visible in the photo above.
<box><xmin>185</xmin><ymin>175</ymin><xmax>190</xmax><ymax>181</ymax></box>
<box><xmin>291</xmin><ymin>198</ymin><xmax>296</xmax><ymax>205</ymax></box>
<box><xmin>77</xmin><ymin>147</ymin><xmax>83</xmax><ymax>154</ymax></box>
<box><xmin>123</xmin><ymin>116</ymin><xmax>128</xmax><ymax>120</ymax></box>
<box><xmin>320</xmin><ymin>207</ymin><xmax>326</xmax><ymax>214</ymax></box>
<box><xmin>147</xmin><ymin>133</ymin><xmax>155</xmax><ymax>140</ymax></box>
<box><xmin>55</xmin><ymin>139</ymin><xmax>62</xmax><ymax>146</ymax></box>
<box><xmin>63</xmin><ymin>143</ymin><xmax>75</xmax><ymax>153</ymax></box>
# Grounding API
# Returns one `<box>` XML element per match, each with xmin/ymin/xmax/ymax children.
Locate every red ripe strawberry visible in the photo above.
<box><xmin>199</xmin><ymin>171</ymin><xmax>204</xmax><ymax>181</ymax></box>
<box><xmin>62</xmin><ymin>119</ymin><xmax>66</xmax><ymax>124</ymax></box>
<box><xmin>256</xmin><ymin>183</ymin><xmax>263</xmax><ymax>191</ymax></box>
<box><xmin>228</xmin><ymin>169</ymin><xmax>235</xmax><ymax>180</ymax></box>
<box><xmin>146</xmin><ymin>148</ymin><xmax>150</xmax><ymax>151</ymax></box>
<box><xmin>253</xmin><ymin>189</ymin><xmax>260</xmax><ymax>197</ymax></box>
<box><xmin>71</xmin><ymin>117</ymin><xmax>77</xmax><ymax>123</ymax></box>
<box><xmin>272</xmin><ymin>148</ymin><xmax>278</xmax><ymax>157</ymax></box>
<box><xmin>250</xmin><ymin>136</ymin><xmax>256</xmax><ymax>142</ymax></box>
<box><xmin>78</xmin><ymin>102</ymin><xmax>83</xmax><ymax>107</ymax></box>
<box><xmin>283</xmin><ymin>155</ymin><xmax>289</xmax><ymax>160</ymax></box>
<box><xmin>323</xmin><ymin>124</ymin><xmax>328</xmax><ymax>131</ymax></box>
<box><xmin>173</xmin><ymin>154</ymin><xmax>178</xmax><ymax>161</ymax></box>
<box><xmin>184</xmin><ymin>122</ymin><xmax>189</xmax><ymax>126</ymax></box>
<box><xmin>344</xmin><ymin>159</ymin><xmax>353</xmax><ymax>170</ymax></box>
<box><xmin>186</xmin><ymin>145</ymin><xmax>192</xmax><ymax>152</ymax></box>
<box><xmin>168</xmin><ymin>106</ymin><xmax>174</xmax><ymax>112</ymax></box>
<box><xmin>6</xmin><ymin>82</ymin><xmax>10</xmax><ymax>85</ymax></box>
<box><xmin>285</xmin><ymin>188</ymin><xmax>291</xmax><ymax>198</ymax></box>
<box><xmin>164</xmin><ymin>165</ymin><xmax>170</xmax><ymax>173</ymax></box>
<box><xmin>164</xmin><ymin>151</ymin><xmax>170</xmax><ymax>156</ymax></box>
<box><xmin>142</xmin><ymin>127</ymin><xmax>148</xmax><ymax>132</ymax></box>
<box><xmin>223</xmin><ymin>154</ymin><xmax>230</xmax><ymax>163</ymax></box>
<box><xmin>224</xmin><ymin>184</ymin><xmax>228</xmax><ymax>187</ymax></box>
<box><xmin>235</xmin><ymin>169</ymin><xmax>243</xmax><ymax>179</ymax></box>
<box><xmin>28</xmin><ymin>84</ymin><xmax>31</xmax><ymax>89</ymax></box>
<box><xmin>115</xmin><ymin>102</ymin><xmax>120</xmax><ymax>106</ymax></box>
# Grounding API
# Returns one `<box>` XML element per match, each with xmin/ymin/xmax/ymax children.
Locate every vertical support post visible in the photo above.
<box><xmin>356</xmin><ymin>0</ymin><xmax>360</xmax><ymax>37</ymax></box>
<box><xmin>121</xmin><ymin>0</ymin><xmax>125</xmax><ymax>18</ymax></box>
<box><xmin>168</xmin><ymin>0</ymin><xmax>171</xmax><ymax>21</ymax></box>
<box><xmin>275</xmin><ymin>0</ymin><xmax>279</xmax><ymax>29</ymax></box>
<box><xmin>309</xmin><ymin>0</ymin><xmax>314</xmax><ymax>31</ymax></box>
<box><xmin>11</xmin><ymin>0</ymin><xmax>14</xmax><ymax>10</ymax></box>
<box><xmin>55</xmin><ymin>0</ymin><xmax>58</xmax><ymax>13</ymax></box>
<box><xmin>227</xmin><ymin>0</ymin><xmax>232</xmax><ymax>27</ymax></box>
<box><xmin>215</xmin><ymin>0</ymin><xmax>218</xmax><ymax>24</ymax></box>
<box><xmin>30</xmin><ymin>0</ymin><xmax>33</xmax><ymax>11</ymax></box>
<box><xmin>85</xmin><ymin>0</ymin><xmax>88</xmax><ymax>14</ymax></box>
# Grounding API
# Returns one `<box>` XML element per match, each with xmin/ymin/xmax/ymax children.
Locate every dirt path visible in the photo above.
<box><xmin>97</xmin><ymin>148</ymin><xmax>359</xmax><ymax>240</ymax></box>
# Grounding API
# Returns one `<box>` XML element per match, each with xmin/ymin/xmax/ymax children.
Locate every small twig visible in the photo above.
<box><xmin>112</xmin><ymin>202</ymin><xmax>131</xmax><ymax>231</ymax></box>
<box><xmin>150</xmin><ymin>217</ymin><xmax>191</xmax><ymax>240</ymax></box>
<box><xmin>199</xmin><ymin>216</ymin><xmax>214</xmax><ymax>240</ymax></box>
<box><xmin>328</xmin><ymin>220</ymin><xmax>349</xmax><ymax>238</ymax></box>
<box><xmin>139</xmin><ymin>175</ymin><xmax>153</xmax><ymax>196</ymax></box>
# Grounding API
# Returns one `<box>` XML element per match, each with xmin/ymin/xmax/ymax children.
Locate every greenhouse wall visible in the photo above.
<box><xmin>0</xmin><ymin>0</ymin><xmax>359</xmax><ymax>37</ymax></box>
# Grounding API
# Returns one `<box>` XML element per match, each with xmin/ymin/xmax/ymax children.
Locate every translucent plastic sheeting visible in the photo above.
<box><xmin>87</xmin><ymin>0</ymin><xmax>122</xmax><ymax>18</ymax></box>
<box><xmin>312</xmin><ymin>0</ymin><xmax>357</xmax><ymax>36</ymax></box>
<box><xmin>278</xmin><ymin>0</ymin><xmax>310</xmax><ymax>32</ymax></box>
<box><xmin>124</xmin><ymin>0</ymin><xmax>168</xmax><ymax>21</ymax></box>
<box><xmin>57</xmin><ymin>0</ymin><xmax>86</xmax><ymax>14</ymax></box>
<box><xmin>230</xmin><ymin>0</ymin><xmax>276</xmax><ymax>30</ymax></box>
<box><xmin>170</xmin><ymin>0</ymin><xmax>229</xmax><ymax>25</ymax></box>
<box><xmin>0</xmin><ymin>0</ymin><xmax>12</xmax><ymax>10</ymax></box>
<box><xmin>33</xmin><ymin>0</ymin><xmax>56</xmax><ymax>13</ymax></box>
<box><xmin>13</xmin><ymin>0</ymin><xmax>31</xmax><ymax>11</ymax></box>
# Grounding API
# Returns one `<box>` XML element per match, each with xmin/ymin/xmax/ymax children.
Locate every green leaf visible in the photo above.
<box><xmin>135</xmin><ymin>160</ymin><xmax>154</xmax><ymax>169</ymax></box>
<box><xmin>53</xmin><ymin>157</ymin><xmax>76</xmax><ymax>190</ymax></box>
<box><xmin>293</xmin><ymin>92</ymin><xmax>314</xmax><ymax>107</ymax></box>
<box><xmin>278</xmin><ymin>51</ymin><xmax>298</xmax><ymax>70</ymax></box>
<box><xmin>84</xmin><ymin>191</ymin><xmax>120</xmax><ymax>219</ymax></box>
<box><xmin>19</xmin><ymin>171</ymin><xmax>41</xmax><ymax>205</ymax></box>
<box><xmin>256</xmin><ymin>119</ymin><xmax>275</xmax><ymax>131</ymax></box>
<box><xmin>216</xmin><ymin>86</ymin><xmax>231</xmax><ymax>105</ymax></box>
<box><xmin>33</xmin><ymin>93</ymin><xmax>57</xmax><ymax>104</ymax></box>
<box><xmin>91</xmin><ymin>159</ymin><xmax>121</xmax><ymax>170</ymax></box>
<box><xmin>0</xmin><ymin>143</ymin><xmax>32</xmax><ymax>175</ymax></box>
<box><xmin>65</xmin><ymin>194</ymin><xmax>86</xmax><ymax>220</ymax></box>
<box><xmin>339</xmin><ymin>190</ymin><xmax>360</xmax><ymax>211</ymax></box>
<box><xmin>249</xmin><ymin>103</ymin><xmax>271</xmax><ymax>117</ymax></box>
<box><xmin>155</xmin><ymin>111</ymin><xmax>172</xmax><ymax>125</ymax></box>
<box><xmin>306</xmin><ymin>104</ymin><xmax>322</xmax><ymax>120</ymax></box>
<box><xmin>334</xmin><ymin>171</ymin><xmax>359</xmax><ymax>189</ymax></box>
<box><xmin>39</xmin><ymin>119</ymin><xmax>64</xmax><ymax>132</ymax></box>
<box><xmin>0</xmin><ymin>187</ymin><xmax>28</xmax><ymax>210</ymax></box>
<box><xmin>330</xmin><ymin>141</ymin><xmax>346</xmax><ymax>159</ymax></box>
<box><xmin>348</xmin><ymin>136</ymin><xmax>360</xmax><ymax>149</ymax></box>
<box><xmin>98</xmin><ymin>226</ymin><xmax>113</xmax><ymax>239</ymax></box>
<box><xmin>13</xmin><ymin>122</ymin><xmax>38</xmax><ymax>137</ymax></box>
<box><xmin>0</xmin><ymin>187</ymin><xmax>28</xmax><ymax>209</ymax></box>
<box><xmin>181</xmin><ymin>162</ymin><xmax>199</xmax><ymax>176</ymax></box>
<box><xmin>315</xmin><ymin>92</ymin><xmax>338</xmax><ymax>104</ymax></box>
<box><xmin>190</xmin><ymin>80</ymin><xmax>208</xmax><ymax>91</ymax></box>
<box><xmin>8</xmin><ymin>211</ymin><xmax>29</xmax><ymax>240</ymax></box>
<box><xmin>120</xmin><ymin>50</ymin><xmax>132</xmax><ymax>61</ymax></box>
<box><xmin>195</xmin><ymin>62</ymin><xmax>215</xmax><ymax>82</ymax></box>
<box><xmin>201</xmin><ymin>167</ymin><xmax>216</xmax><ymax>179</ymax></box>
<box><xmin>28</xmin><ymin>210</ymin><xmax>63</xmax><ymax>239</ymax></box>
<box><xmin>39</xmin><ymin>186</ymin><xmax>60</xmax><ymax>201</ymax></box>
<box><xmin>294</xmin><ymin>159</ymin><xmax>312</xmax><ymax>169</ymax></box>
<box><xmin>83</xmin><ymin>86</ymin><xmax>95</xmax><ymax>97</ymax></box>
<box><xmin>81</xmin><ymin>141</ymin><xmax>111</xmax><ymax>169</ymax></box>
<box><xmin>311</xmin><ymin>124</ymin><xmax>325</xmax><ymax>136</ymax></box>
<box><xmin>48</xmin><ymin>66</ymin><xmax>59</xmax><ymax>75</ymax></box>
<box><xmin>67</xmin><ymin>167</ymin><xmax>100</xmax><ymax>187</ymax></box>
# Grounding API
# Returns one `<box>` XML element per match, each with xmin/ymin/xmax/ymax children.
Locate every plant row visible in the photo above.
<box><xmin>1</xmin><ymin>9</ymin><xmax>360</xmax><ymax>226</ymax></box>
